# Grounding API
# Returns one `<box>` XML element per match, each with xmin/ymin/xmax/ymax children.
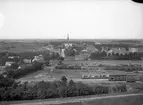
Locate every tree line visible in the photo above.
<box><xmin>0</xmin><ymin>75</ymin><xmax>127</xmax><ymax>101</ymax></box>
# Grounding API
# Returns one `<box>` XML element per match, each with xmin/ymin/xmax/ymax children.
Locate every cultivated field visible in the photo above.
<box><xmin>63</xmin><ymin>60</ymin><xmax>143</xmax><ymax>66</ymax></box>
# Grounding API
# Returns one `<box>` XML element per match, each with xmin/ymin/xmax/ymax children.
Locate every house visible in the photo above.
<box><xmin>128</xmin><ymin>48</ymin><xmax>139</xmax><ymax>53</ymax></box>
<box><xmin>138</xmin><ymin>48</ymin><xmax>143</xmax><ymax>53</ymax></box>
<box><xmin>8</xmin><ymin>56</ymin><xmax>20</xmax><ymax>59</ymax></box>
<box><xmin>95</xmin><ymin>42</ymin><xmax>101</xmax><ymax>45</ymax></box>
<box><xmin>86</xmin><ymin>45</ymin><xmax>98</xmax><ymax>53</ymax></box>
<box><xmin>5</xmin><ymin>61</ymin><xmax>15</xmax><ymax>67</ymax></box>
<box><xmin>23</xmin><ymin>59</ymin><xmax>32</xmax><ymax>64</ymax></box>
<box><xmin>59</xmin><ymin>49</ymin><xmax>65</xmax><ymax>58</ymax></box>
<box><xmin>75</xmin><ymin>52</ymin><xmax>90</xmax><ymax>61</ymax></box>
<box><xmin>101</xmin><ymin>47</ymin><xmax>109</xmax><ymax>52</ymax></box>
<box><xmin>64</xmin><ymin>43</ymin><xmax>73</xmax><ymax>48</ymax></box>
<box><xmin>32</xmin><ymin>54</ymin><xmax>45</xmax><ymax>63</ymax></box>
<box><xmin>107</xmin><ymin>47</ymin><xmax>128</xmax><ymax>56</ymax></box>
<box><xmin>8</xmin><ymin>56</ymin><xmax>14</xmax><ymax>59</ymax></box>
<box><xmin>118</xmin><ymin>48</ymin><xmax>128</xmax><ymax>55</ymax></box>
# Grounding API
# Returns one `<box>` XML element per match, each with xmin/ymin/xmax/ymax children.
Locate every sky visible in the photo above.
<box><xmin>0</xmin><ymin>0</ymin><xmax>143</xmax><ymax>39</ymax></box>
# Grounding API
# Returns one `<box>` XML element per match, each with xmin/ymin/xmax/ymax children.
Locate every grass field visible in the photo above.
<box><xmin>63</xmin><ymin>60</ymin><xmax>143</xmax><ymax>66</ymax></box>
<box><xmin>1</xmin><ymin>92</ymin><xmax>143</xmax><ymax>105</ymax></box>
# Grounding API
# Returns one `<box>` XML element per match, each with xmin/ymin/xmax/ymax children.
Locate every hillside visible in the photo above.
<box><xmin>1</xmin><ymin>92</ymin><xmax>143</xmax><ymax>105</ymax></box>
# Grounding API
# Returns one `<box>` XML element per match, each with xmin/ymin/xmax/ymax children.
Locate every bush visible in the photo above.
<box><xmin>110</xmin><ymin>84</ymin><xmax>127</xmax><ymax>93</ymax></box>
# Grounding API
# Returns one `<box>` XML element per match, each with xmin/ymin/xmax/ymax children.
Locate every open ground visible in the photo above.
<box><xmin>19</xmin><ymin>60</ymin><xmax>143</xmax><ymax>85</ymax></box>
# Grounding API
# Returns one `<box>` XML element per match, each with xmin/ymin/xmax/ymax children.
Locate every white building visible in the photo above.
<box><xmin>5</xmin><ymin>61</ymin><xmax>15</xmax><ymax>67</ymax></box>
<box><xmin>64</xmin><ymin>43</ymin><xmax>73</xmax><ymax>48</ymax></box>
<box><xmin>60</xmin><ymin>49</ymin><xmax>65</xmax><ymax>58</ymax></box>
<box><xmin>32</xmin><ymin>54</ymin><xmax>45</xmax><ymax>63</ymax></box>
<box><xmin>23</xmin><ymin>59</ymin><xmax>32</xmax><ymax>63</ymax></box>
<box><xmin>129</xmin><ymin>48</ymin><xmax>139</xmax><ymax>53</ymax></box>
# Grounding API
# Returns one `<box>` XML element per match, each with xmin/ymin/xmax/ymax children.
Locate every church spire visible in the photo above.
<box><xmin>67</xmin><ymin>33</ymin><xmax>69</xmax><ymax>41</ymax></box>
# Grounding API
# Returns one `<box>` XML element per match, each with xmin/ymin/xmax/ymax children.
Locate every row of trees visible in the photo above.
<box><xmin>99</xmin><ymin>64</ymin><xmax>143</xmax><ymax>72</ymax></box>
<box><xmin>55</xmin><ymin>64</ymin><xmax>81</xmax><ymax>69</ymax></box>
<box><xmin>0</xmin><ymin>76</ymin><xmax>127</xmax><ymax>101</ymax></box>
<box><xmin>90</xmin><ymin>52</ymin><xmax>143</xmax><ymax>60</ymax></box>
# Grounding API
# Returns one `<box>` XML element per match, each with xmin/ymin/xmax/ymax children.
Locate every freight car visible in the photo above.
<box><xmin>81</xmin><ymin>74</ymin><xmax>109</xmax><ymax>79</ymax></box>
<box><xmin>126</xmin><ymin>75</ymin><xmax>136</xmax><ymax>82</ymax></box>
<box><xmin>108</xmin><ymin>75</ymin><xmax>126</xmax><ymax>81</ymax></box>
<box><xmin>108</xmin><ymin>74</ymin><xmax>136</xmax><ymax>82</ymax></box>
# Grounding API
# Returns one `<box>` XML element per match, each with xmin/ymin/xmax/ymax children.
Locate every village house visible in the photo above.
<box><xmin>8</xmin><ymin>56</ymin><xmax>15</xmax><ymax>59</ymax></box>
<box><xmin>138</xmin><ymin>47</ymin><xmax>143</xmax><ymax>53</ymax></box>
<box><xmin>128</xmin><ymin>48</ymin><xmax>139</xmax><ymax>53</ymax></box>
<box><xmin>64</xmin><ymin>43</ymin><xmax>73</xmax><ymax>49</ymax></box>
<box><xmin>5</xmin><ymin>61</ymin><xmax>15</xmax><ymax>67</ymax></box>
<box><xmin>23</xmin><ymin>59</ymin><xmax>32</xmax><ymax>64</ymax></box>
<box><xmin>75</xmin><ymin>51</ymin><xmax>90</xmax><ymax>61</ymax></box>
<box><xmin>32</xmin><ymin>54</ymin><xmax>45</xmax><ymax>63</ymax></box>
<box><xmin>101</xmin><ymin>47</ymin><xmax>109</xmax><ymax>53</ymax></box>
<box><xmin>95</xmin><ymin>41</ymin><xmax>101</xmax><ymax>45</ymax></box>
<box><xmin>59</xmin><ymin>49</ymin><xmax>65</xmax><ymax>58</ymax></box>
<box><xmin>85</xmin><ymin>44</ymin><xmax>98</xmax><ymax>53</ymax></box>
<box><xmin>106</xmin><ymin>47</ymin><xmax>128</xmax><ymax>56</ymax></box>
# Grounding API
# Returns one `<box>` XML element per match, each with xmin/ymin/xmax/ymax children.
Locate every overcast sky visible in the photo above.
<box><xmin>0</xmin><ymin>0</ymin><xmax>143</xmax><ymax>39</ymax></box>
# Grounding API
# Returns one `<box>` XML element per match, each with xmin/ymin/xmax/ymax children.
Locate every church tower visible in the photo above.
<box><xmin>67</xmin><ymin>33</ymin><xmax>69</xmax><ymax>41</ymax></box>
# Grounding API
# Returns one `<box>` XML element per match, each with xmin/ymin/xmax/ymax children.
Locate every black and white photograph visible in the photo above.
<box><xmin>0</xmin><ymin>0</ymin><xmax>143</xmax><ymax>105</ymax></box>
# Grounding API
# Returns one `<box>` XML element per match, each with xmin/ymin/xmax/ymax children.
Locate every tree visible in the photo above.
<box><xmin>58</xmin><ymin>57</ymin><xmax>64</xmax><ymax>65</ymax></box>
<box><xmin>61</xmin><ymin>76</ymin><xmax>67</xmax><ymax>85</ymax></box>
<box><xmin>68</xmin><ymin>80</ymin><xmax>75</xmax><ymax>87</ymax></box>
<box><xmin>11</xmin><ymin>63</ymin><xmax>19</xmax><ymax>69</ymax></box>
<box><xmin>0</xmin><ymin>74</ymin><xmax>15</xmax><ymax>88</ymax></box>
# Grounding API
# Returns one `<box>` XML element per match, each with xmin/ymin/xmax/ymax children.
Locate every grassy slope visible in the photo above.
<box><xmin>1</xmin><ymin>92</ymin><xmax>143</xmax><ymax>105</ymax></box>
<box><xmin>84</xmin><ymin>94</ymin><xmax>143</xmax><ymax>105</ymax></box>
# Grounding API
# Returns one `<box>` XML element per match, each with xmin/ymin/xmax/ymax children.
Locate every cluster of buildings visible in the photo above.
<box><xmin>101</xmin><ymin>47</ymin><xmax>143</xmax><ymax>57</ymax></box>
<box><xmin>4</xmin><ymin>54</ymin><xmax>45</xmax><ymax>69</ymax></box>
<box><xmin>2</xmin><ymin>35</ymin><xmax>143</xmax><ymax>70</ymax></box>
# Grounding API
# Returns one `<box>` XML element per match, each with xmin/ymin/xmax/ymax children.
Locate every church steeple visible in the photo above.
<box><xmin>67</xmin><ymin>33</ymin><xmax>69</xmax><ymax>41</ymax></box>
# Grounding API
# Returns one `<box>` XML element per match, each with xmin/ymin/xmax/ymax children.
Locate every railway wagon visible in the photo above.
<box><xmin>126</xmin><ymin>75</ymin><xmax>136</xmax><ymax>82</ymax></box>
<box><xmin>108</xmin><ymin>75</ymin><xmax>126</xmax><ymax>81</ymax></box>
<box><xmin>109</xmin><ymin>74</ymin><xmax>136</xmax><ymax>82</ymax></box>
<box><xmin>81</xmin><ymin>74</ymin><xmax>109</xmax><ymax>79</ymax></box>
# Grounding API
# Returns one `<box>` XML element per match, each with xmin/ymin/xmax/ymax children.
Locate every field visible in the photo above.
<box><xmin>63</xmin><ymin>60</ymin><xmax>143</xmax><ymax>66</ymax></box>
<box><xmin>19</xmin><ymin>60</ymin><xmax>143</xmax><ymax>85</ymax></box>
<box><xmin>20</xmin><ymin>60</ymin><xmax>143</xmax><ymax>81</ymax></box>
